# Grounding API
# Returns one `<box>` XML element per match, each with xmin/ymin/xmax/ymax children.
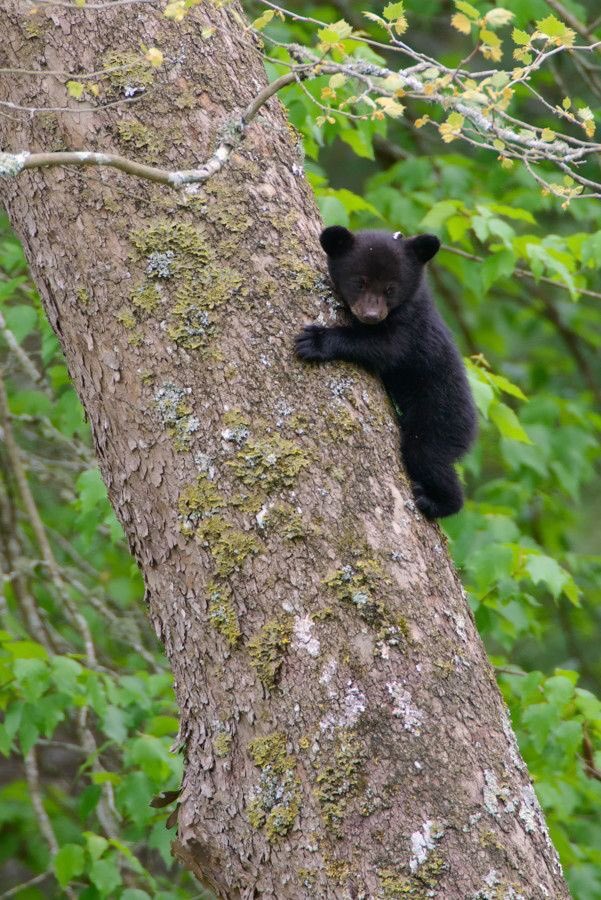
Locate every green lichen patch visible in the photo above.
<box><xmin>221</xmin><ymin>409</ymin><xmax>251</xmax><ymax>446</ymax></box>
<box><xmin>248</xmin><ymin>732</ymin><xmax>288</xmax><ymax>770</ymax></box>
<box><xmin>76</xmin><ymin>287</ymin><xmax>90</xmax><ymax>306</ymax></box>
<box><xmin>116</xmin><ymin>305</ymin><xmax>136</xmax><ymax>330</ymax></box>
<box><xmin>154</xmin><ymin>383</ymin><xmax>200</xmax><ymax>451</ymax></box>
<box><xmin>131</xmin><ymin>281</ymin><xmax>162</xmax><ymax>315</ymax></box>
<box><xmin>262</xmin><ymin>504</ymin><xmax>307</xmax><ymax>541</ymax></box>
<box><xmin>314</xmin><ymin>730</ymin><xmax>364</xmax><ymax>835</ymax></box>
<box><xmin>202</xmin><ymin>180</ymin><xmax>253</xmax><ymax>234</ymax></box>
<box><xmin>247</xmin><ymin>732</ymin><xmax>300</xmax><ymax>841</ymax></box>
<box><xmin>378</xmin><ymin>852</ymin><xmax>446</xmax><ymax>898</ymax></box>
<box><xmin>248</xmin><ymin>617</ymin><xmax>293</xmax><ymax>689</ymax></box>
<box><xmin>323</xmin><ymin>560</ymin><xmax>409</xmax><ymax>647</ymax></box>
<box><xmin>103</xmin><ymin>50</ymin><xmax>155</xmax><ymax>94</ymax></box>
<box><xmin>116</xmin><ymin>121</ymin><xmax>165</xmax><ymax>163</ymax></box>
<box><xmin>324</xmin><ymin>855</ymin><xmax>352</xmax><ymax>883</ymax></box>
<box><xmin>130</xmin><ymin>221</ymin><xmax>245</xmax><ymax>350</ymax></box>
<box><xmin>178</xmin><ymin>475</ymin><xmax>225</xmax><ymax>528</ymax></box>
<box><xmin>227</xmin><ymin>435</ymin><xmax>310</xmax><ymax>493</ymax></box>
<box><xmin>196</xmin><ymin>517</ymin><xmax>260</xmax><ymax>579</ymax></box>
<box><xmin>207</xmin><ymin>583</ymin><xmax>241</xmax><ymax>648</ymax></box>
<box><xmin>213</xmin><ymin>730</ymin><xmax>233</xmax><ymax>758</ymax></box>
<box><xmin>326</xmin><ymin>407</ymin><xmax>361</xmax><ymax>440</ymax></box>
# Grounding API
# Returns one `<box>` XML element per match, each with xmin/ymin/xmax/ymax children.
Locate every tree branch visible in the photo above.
<box><xmin>0</xmin><ymin>70</ymin><xmax>304</xmax><ymax>188</ymax></box>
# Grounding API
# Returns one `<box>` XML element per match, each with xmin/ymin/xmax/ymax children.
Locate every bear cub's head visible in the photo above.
<box><xmin>320</xmin><ymin>226</ymin><xmax>440</xmax><ymax>325</ymax></box>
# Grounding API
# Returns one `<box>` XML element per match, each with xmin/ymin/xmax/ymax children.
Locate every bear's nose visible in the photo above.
<box><xmin>360</xmin><ymin>309</ymin><xmax>386</xmax><ymax>323</ymax></box>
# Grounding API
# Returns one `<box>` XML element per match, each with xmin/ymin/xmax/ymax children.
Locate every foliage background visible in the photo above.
<box><xmin>0</xmin><ymin>0</ymin><xmax>600</xmax><ymax>896</ymax></box>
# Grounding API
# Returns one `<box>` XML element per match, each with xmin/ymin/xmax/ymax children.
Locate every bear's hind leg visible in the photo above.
<box><xmin>401</xmin><ymin>439</ymin><xmax>464</xmax><ymax>520</ymax></box>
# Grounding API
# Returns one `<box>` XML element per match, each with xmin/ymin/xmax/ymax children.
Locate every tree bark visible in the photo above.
<box><xmin>0</xmin><ymin>2</ymin><xmax>570</xmax><ymax>898</ymax></box>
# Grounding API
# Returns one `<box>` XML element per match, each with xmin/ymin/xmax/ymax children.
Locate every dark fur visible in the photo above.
<box><xmin>295</xmin><ymin>226</ymin><xmax>477</xmax><ymax>519</ymax></box>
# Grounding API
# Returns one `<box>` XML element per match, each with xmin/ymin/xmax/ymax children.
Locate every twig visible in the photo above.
<box><xmin>2</xmin><ymin>71</ymin><xmax>305</xmax><ymax>188</ymax></box>
<box><xmin>0</xmin><ymin>872</ymin><xmax>52</xmax><ymax>899</ymax></box>
<box><xmin>544</xmin><ymin>0</ymin><xmax>598</xmax><ymax>42</ymax></box>
<box><xmin>0</xmin><ymin>310</ymin><xmax>43</xmax><ymax>382</ymax></box>
<box><xmin>441</xmin><ymin>244</ymin><xmax>601</xmax><ymax>301</ymax></box>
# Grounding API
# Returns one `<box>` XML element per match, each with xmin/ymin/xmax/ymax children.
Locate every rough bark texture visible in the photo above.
<box><xmin>0</xmin><ymin>2</ymin><xmax>570</xmax><ymax>898</ymax></box>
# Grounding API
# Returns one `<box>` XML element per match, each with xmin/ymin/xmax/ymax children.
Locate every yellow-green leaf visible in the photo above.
<box><xmin>452</xmin><ymin>13</ymin><xmax>472</xmax><ymax>34</ymax></box>
<box><xmin>455</xmin><ymin>0</ymin><xmax>480</xmax><ymax>20</ymax></box>
<box><xmin>535</xmin><ymin>15</ymin><xmax>576</xmax><ymax>47</ymax></box>
<box><xmin>512</xmin><ymin>27</ymin><xmax>530</xmax><ymax>45</ymax></box>
<box><xmin>485</xmin><ymin>8</ymin><xmax>514</xmax><ymax>27</ymax></box>
<box><xmin>252</xmin><ymin>9</ymin><xmax>274</xmax><ymax>30</ymax></box>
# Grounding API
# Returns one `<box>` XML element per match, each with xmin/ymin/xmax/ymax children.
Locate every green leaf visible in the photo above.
<box><xmin>251</xmin><ymin>9</ymin><xmax>274</xmax><ymax>30</ymax></box>
<box><xmin>383</xmin><ymin>2</ymin><xmax>405</xmax><ymax>19</ymax></box>
<box><xmin>90</xmin><ymin>858</ymin><xmax>122</xmax><ymax>896</ymax></box>
<box><xmin>5</xmin><ymin>640</ymin><xmax>48</xmax><ymax>660</ymax></box>
<box><xmin>490</xmin><ymin>400</ymin><xmax>532</xmax><ymax>443</ymax></box>
<box><xmin>420</xmin><ymin>200</ymin><xmax>461</xmax><ymax>230</ymax></box>
<box><xmin>54</xmin><ymin>843</ymin><xmax>85</xmax><ymax>888</ymax></box>
<box><xmin>466</xmin><ymin>367</ymin><xmax>495</xmax><ymax>418</ymax></box>
<box><xmin>83</xmin><ymin>831</ymin><xmax>109</xmax><ymax>861</ymax></box>
<box><xmin>76</xmin><ymin>468</ymin><xmax>108</xmax><ymax>514</ymax></box>
<box><xmin>512</xmin><ymin>27</ymin><xmax>530</xmax><ymax>45</ymax></box>
<box><xmin>535</xmin><ymin>15</ymin><xmax>576</xmax><ymax>46</ymax></box>
<box><xmin>3</xmin><ymin>305</ymin><xmax>37</xmax><ymax>343</ymax></box>
<box><xmin>487</xmin><ymin>372</ymin><xmax>527</xmax><ymax>401</ymax></box>
<box><xmin>482</xmin><ymin>249</ymin><xmax>515</xmax><ymax>292</ymax></box>
<box><xmin>455</xmin><ymin>0</ymin><xmax>480</xmax><ymax>20</ymax></box>
<box><xmin>339</xmin><ymin>129</ymin><xmax>375</xmax><ymax>160</ymax></box>
<box><xmin>525</xmin><ymin>554</ymin><xmax>569</xmax><ymax>599</ymax></box>
<box><xmin>102</xmin><ymin>705</ymin><xmax>128</xmax><ymax>743</ymax></box>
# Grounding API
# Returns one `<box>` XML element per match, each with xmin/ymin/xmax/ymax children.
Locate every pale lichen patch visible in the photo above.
<box><xmin>386</xmin><ymin>682</ymin><xmax>424</xmax><ymax>735</ymax></box>
<box><xmin>292</xmin><ymin>614</ymin><xmax>320</xmax><ymax>658</ymax></box>
<box><xmin>409</xmin><ymin>819</ymin><xmax>445</xmax><ymax>874</ymax></box>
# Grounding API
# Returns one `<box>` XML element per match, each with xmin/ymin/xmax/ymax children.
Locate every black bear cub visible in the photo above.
<box><xmin>295</xmin><ymin>226</ymin><xmax>477</xmax><ymax>519</ymax></box>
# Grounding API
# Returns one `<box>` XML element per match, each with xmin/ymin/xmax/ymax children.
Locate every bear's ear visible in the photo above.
<box><xmin>407</xmin><ymin>233</ymin><xmax>441</xmax><ymax>263</ymax></box>
<box><xmin>320</xmin><ymin>225</ymin><xmax>355</xmax><ymax>257</ymax></box>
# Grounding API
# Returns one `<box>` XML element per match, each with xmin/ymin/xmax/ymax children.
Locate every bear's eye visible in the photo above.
<box><xmin>384</xmin><ymin>284</ymin><xmax>396</xmax><ymax>297</ymax></box>
<box><xmin>354</xmin><ymin>276</ymin><xmax>368</xmax><ymax>290</ymax></box>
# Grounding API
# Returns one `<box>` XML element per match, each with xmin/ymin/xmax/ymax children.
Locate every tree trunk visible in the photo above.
<box><xmin>0</xmin><ymin>2</ymin><xmax>569</xmax><ymax>897</ymax></box>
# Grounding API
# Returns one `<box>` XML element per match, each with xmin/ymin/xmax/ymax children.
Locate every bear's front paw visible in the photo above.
<box><xmin>294</xmin><ymin>325</ymin><xmax>333</xmax><ymax>362</ymax></box>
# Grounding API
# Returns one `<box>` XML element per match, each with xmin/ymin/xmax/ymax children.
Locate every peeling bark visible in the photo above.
<box><xmin>0</xmin><ymin>2</ymin><xmax>570</xmax><ymax>897</ymax></box>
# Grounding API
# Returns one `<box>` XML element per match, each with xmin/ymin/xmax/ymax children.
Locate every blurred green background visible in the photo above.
<box><xmin>1</xmin><ymin>0</ymin><xmax>600</xmax><ymax>896</ymax></box>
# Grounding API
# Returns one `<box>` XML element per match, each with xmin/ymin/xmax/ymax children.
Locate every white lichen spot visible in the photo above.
<box><xmin>0</xmin><ymin>151</ymin><xmax>30</xmax><ymax>177</ymax></box>
<box><xmin>471</xmin><ymin>869</ymin><xmax>526</xmax><ymax>900</ymax></box>
<box><xmin>409</xmin><ymin>820</ymin><xmax>444</xmax><ymax>873</ymax></box>
<box><xmin>501</xmin><ymin>706</ymin><xmax>526</xmax><ymax>772</ymax></box>
<box><xmin>319</xmin><ymin>658</ymin><xmax>337</xmax><ymax>689</ymax></box>
<box><xmin>518</xmin><ymin>784</ymin><xmax>539</xmax><ymax>834</ymax></box>
<box><xmin>375</xmin><ymin>641</ymin><xmax>391</xmax><ymax>660</ymax></box>
<box><xmin>146</xmin><ymin>250</ymin><xmax>175</xmax><ymax>278</ymax></box>
<box><xmin>320</xmin><ymin>680</ymin><xmax>366</xmax><ymax>733</ymax></box>
<box><xmin>221</xmin><ymin>424</ymin><xmax>249</xmax><ymax>446</ymax></box>
<box><xmin>386</xmin><ymin>682</ymin><xmax>424</xmax><ymax>734</ymax></box>
<box><xmin>255</xmin><ymin>504</ymin><xmax>270</xmax><ymax>529</ymax></box>
<box><xmin>293</xmin><ymin>615</ymin><xmax>321</xmax><ymax>659</ymax></box>
<box><xmin>483</xmin><ymin>769</ymin><xmax>501</xmax><ymax>816</ymax></box>
<box><xmin>328</xmin><ymin>375</ymin><xmax>354</xmax><ymax>399</ymax></box>
<box><xmin>194</xmin><ymin>453</ymin><xmax>216</xmax><ymax>479</ymax></box>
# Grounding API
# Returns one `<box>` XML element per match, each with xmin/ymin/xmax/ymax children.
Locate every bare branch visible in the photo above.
<box><xmin>0</xmin><ymin>71</ymin><xmax>303</xmax><ymax>187</ymax></box>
